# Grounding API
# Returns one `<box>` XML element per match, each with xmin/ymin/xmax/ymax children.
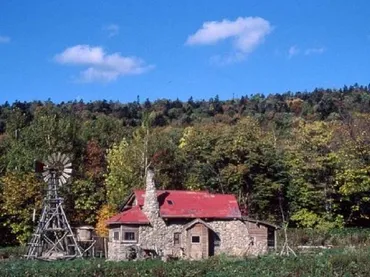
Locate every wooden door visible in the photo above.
<box><xmin>187</xmin><ymin>223</ymin><xmax>209</xmax><ymax>259</ymax></box>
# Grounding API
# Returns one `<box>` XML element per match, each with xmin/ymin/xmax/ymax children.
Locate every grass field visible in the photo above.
<box><xmin>0</xmin><ymin>247</ymin><xmax>369</xmax><ymax>277</ymax></box>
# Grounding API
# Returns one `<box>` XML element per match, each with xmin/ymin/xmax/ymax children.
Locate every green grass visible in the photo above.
<box><xmin>278</xmin><ymin>228</ymin><xmax>370</xmax><ymax>249</ymax></box>
<box><xmin>1</xmin><ymin>248</ymin><xmax>369</xmax><ymax>277</ymax></box>
<box><xmin>0</xmin><ymin>246</ymin><xmax>26</xmax><ymax>260</ymax></box>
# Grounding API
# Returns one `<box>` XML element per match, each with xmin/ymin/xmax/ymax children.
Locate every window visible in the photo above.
<box><xmin>124</xmin><ymin>232</ymin><xmax>136</xmax><ymax>241</ymax></box>
<box><xmin>191</xmin><ymin>236</ymin><xmax>200</xmax><ymax>243</ymax></box>
<box><xmin>213</xmin><ymin>232</ymin><xmax>221</xmax><ymax>247</ymax></box>
<box><xmin>174</xmin><ymin>232</ymin><xmax>180</xmax><ymax>245</ymax></box>
<box><xmin>250</xmin><ymin>237</ymin><xmax>255</xmax><ymax>246</ymax></box>
<box><xmin>113</xmin><ymin>231</ymin><xmax>119</xmax><ymax>241</ymax></box>
<box><xmin>267</xmin><ymin>227</ymin><xmax>275</xmax><ymax>248</ymax></box>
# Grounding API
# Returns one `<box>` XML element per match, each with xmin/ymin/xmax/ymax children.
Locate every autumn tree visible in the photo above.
<box><xmin>179</xmin><ymin>118</ymin><xmax>287</xmax><ymax>221</ymax></box>
<box><xmin>0</xmin><ymin>172</ymin><xmax>43</xmax><ymax>244</ymax></box>
<box><xmin>335</xmin><ymin>115</ymin><xmax>370</xmax><ymax>225</ymax></box>
<box><xmin>284</xmin><ymin>120</ymin><xmax>343</xmax><ymax>229</ymax></box>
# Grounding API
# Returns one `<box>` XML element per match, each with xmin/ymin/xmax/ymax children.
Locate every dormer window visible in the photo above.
<box><xmin>167</xmin><ymin>200</ymin><xmax>174</xmax><ymax>205</ymax></box>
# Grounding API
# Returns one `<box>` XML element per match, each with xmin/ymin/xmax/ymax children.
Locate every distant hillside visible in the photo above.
<box><xmin>1</xmin><ymin>84</ymin><xmax>369</xmax><ymax>246</ymax></box>
<box><xmin>1</xmin><ymin>83</ymin><xmax>370</xmax><ymax>131</ymax></box>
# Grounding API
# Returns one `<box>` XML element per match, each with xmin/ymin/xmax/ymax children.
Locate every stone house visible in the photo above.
<box><xmin>106</xmin><ymin>170</ymin><xmax>278</xmax><ymax>260</ymax></box>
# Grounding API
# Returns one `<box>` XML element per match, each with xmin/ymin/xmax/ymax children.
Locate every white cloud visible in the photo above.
<box><xmin>186</xmin><ymin>16</ymin><xmax>272</xmax><ymax>62</ymax></box>
<box><xmin>80</xmin><ymin>68</ymin><xmax>120</xmax><ymax>83</ymax></box>
<box><xmin>103</xmin><ymin>24</ymin><xmax>120</xmax><ymax>38</ymax></box>
<box><xmin>0</xmin><ymin>36</ymin><xmax>10</xmax><ymax>43</ymax></box>
<box><xmin>210</xmin><ymin>52</ymin><xmax>246</xmax><ymax>66</ymax></box>
<box><xmin>287</xmin><ymin>46</ymin><xmax>326</xmax><ymax>58</ymax></box>
<box><xmin>55</xmin><ymin>45</ymin><xmax>153</xmax><ymax>82</ymax></box>
<box><xmin>288</xmin><ymin>45</ymin><xmax>300</xmax><ymax>58</ymax></box>
<box><xmin>304</xmin><ymin>47</ymin><xmax>325</xmax><ymax>55</ymax></box>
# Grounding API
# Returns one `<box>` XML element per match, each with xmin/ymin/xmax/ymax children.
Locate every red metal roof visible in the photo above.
<box><xmin>106</xmin><ymin>205</ymin><xmax>149</xmax><ymax>225</ymax></box>
<box><xmin>133</xmin><ymin>190</ymin><xmax>242</xmax><ymax>219</ymax></box>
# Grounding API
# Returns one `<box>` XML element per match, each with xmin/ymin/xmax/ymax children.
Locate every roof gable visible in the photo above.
<box><xmin>183</xmin><ymin>218</ymin><xmax>217</xmax><ymax>233</ymax></box>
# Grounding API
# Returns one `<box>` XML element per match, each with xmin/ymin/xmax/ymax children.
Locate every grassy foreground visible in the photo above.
<box><xmin>0</xmin><ymin>248</ymin><xmax>369</xmax><ymax>277</ymax></box>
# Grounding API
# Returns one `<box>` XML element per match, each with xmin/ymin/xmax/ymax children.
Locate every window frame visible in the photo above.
<box><xmin>174</xmin><ymin>232</ymin><xmax>180</xmax><ymax>245</ymax></box>
<box><xmin>113</xmin><ymin>231</ymin><xmax>120</xmax><ymax>241</ymax></box>
<box><xmin>123</xmin><ymin>231</ymin><xmax>136</xmax><ymax>242</ymax></box>
<box><xmin>213</xmin><ymin>232</ymin><xmax>221</xmax><ymax>247</ymax></box>
<box><xmin>191</xmin><ymin>235</ymin><xmax>200</xmax><ymax>244</ymax></box>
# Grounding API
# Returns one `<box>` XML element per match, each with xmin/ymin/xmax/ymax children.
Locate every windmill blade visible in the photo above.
<box><xmin>42</xmin><ymin>171</ymin><xmax>49</xmax><ymax>177</ymax></box>
<box><xmin>43</xmin><ymin>175</ymin><xmax>51</xmax><ymax>183</ymax></box>
<box><xmin>63</xmin><ymin>168</ymin><xmax>72</xmax><ymax>174</ymax></box>
<box><xmin>53</xmin><ymin>153</ymin><xmax>59</xmax><ymax>163</ymax></box>
<box><xmin>50</xmin><ymin>153</ymin><xmax>56</xmax><ymax>163</ymax></box>
<box><xmin>45</xmin><ymin>156</ymin><xmax>52</xmax><ymax>166</ymax></box>
<box><xmin>60</xmin><ymin>153</ymin><xmax>69</xmax><ymax>165</ymax></box>
<box><xmin>61</xmin><ymin>172</ymin><xmax>71</xmax><ymax>180</ymax></box>
<box><xmin>56</xmin><ymin>152</ymin><xmax>61</xmax><ymax>162</ymax></box>
<box><xmin>43</xmin><ymin>174</ymin><xmax>51</xmax><ymax>183</ymax></box>
<box><xmin>62</xmin><ymin>157</ymin><xmax>71</xmax><ymax>166</ymax></box>
<box><xmin>46</xmin><ymin>153</ymin><xmax>55</xmax><ymax>165</ymax></box>
<box><xmin>59</xmin><ymin>175</ymin><xmax>67</xmax><ymax>185</ymax></box>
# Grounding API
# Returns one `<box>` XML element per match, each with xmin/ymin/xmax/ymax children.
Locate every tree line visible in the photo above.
<box><xmin>0</xmin><ymin>84</ymin><xmax>370</xmax><ymax>245</ymax></box>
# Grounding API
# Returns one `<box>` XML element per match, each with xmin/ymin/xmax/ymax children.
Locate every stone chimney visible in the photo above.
<box><xmin>142</xmin><ymin>169</ymin><xmax>159</xmax><ymax>219</ymax></box>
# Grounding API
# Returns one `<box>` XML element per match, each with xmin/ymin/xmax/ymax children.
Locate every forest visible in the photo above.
<box><xmin>0</xmin><ymin>83</ymin><xmax>370</xmax><ymax>246</ymax></box>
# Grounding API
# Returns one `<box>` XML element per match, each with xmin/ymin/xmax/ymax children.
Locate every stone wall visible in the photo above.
<box><xmin>108</xmin><ymin>242</ymin><xmax>127</xmax><ymax>260</ymax></box>
<box><xmin>138</xmin><ymin>217</ymin><xmax>187</xmax><ymax>257</ymax></box>
<box><xmin>107</xmin><ymin>218</ymin><xmax>271</xmax><ymax>260</ymax></box>
<box><xmin>142</xmin><ymin>169</ymin><xmax>159</xmax><ymax>219</ymax></box>
<box><xmin>207</xmin><ymin>220</ymin><xmax>252</xmax><ymax>256</ymax></box>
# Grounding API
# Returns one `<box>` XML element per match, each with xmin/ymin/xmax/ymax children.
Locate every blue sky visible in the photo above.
<box><xmin>0</xmin><ymin>0</ymin><xmax>369</xmax><ymax>104</ymax></box>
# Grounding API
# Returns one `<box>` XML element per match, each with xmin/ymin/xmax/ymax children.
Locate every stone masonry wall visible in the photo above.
<box><xmin>208</xmin><ymin>220</ymin><xmax>267</xmax><ymax>256</ymax></box>
<box><xmin>142</xmin><ymin>169</ymin><xmax>159</xmax><ymax>219</ymax></box>
<box><xmin>138</xmin><ymin>217</ymin><xmax>187</xmax><ymax>257</ymax></box>
<box><xmin>208</xmin><ymin>220</ymin><xmax>250</xmax><ymax>256</ymax></box>
<box><xmin>108</xmin><ymin>218</ymin><xmax>267</xmax><ymax>260</ymax></box>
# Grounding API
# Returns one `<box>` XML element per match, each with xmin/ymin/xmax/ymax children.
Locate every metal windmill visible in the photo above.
<box><xmin>26</xmin><ymin>153</ymin><xmax>83</xmax><ymax>260</ymax></box>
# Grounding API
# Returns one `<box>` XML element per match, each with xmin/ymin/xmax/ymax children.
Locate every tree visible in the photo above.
<box><xmin>284</xmin><ymin>120</ymin><xmax>343</xmax><ymax>229</ymax></box>
<box><xmin>334</xmin><ymin>115</ymin><xmax>370</xmax><ymax>225</ymax></box>
<box><xmin>179</xmin><ymin>118</ymin><xmax>287</xmax><ymax>221</ymax></box>
<box><xmin>104</xmin><ymin>139</ymin><xmax>142</xmax><ymax>208</ymax></box>
<box><xmin>71</xmin><ymin>179</ymin><xmax>105</xmax><ymax>225</ymax></box>
<box><xmin>95</xmin><ymin>204</ymin><xmax>116</xmax><ymax>237</ymax></box>
<box><xmin>0</xmin><ymin>172</ymin><xmax>43</xmax><ymax>244</ymax></box>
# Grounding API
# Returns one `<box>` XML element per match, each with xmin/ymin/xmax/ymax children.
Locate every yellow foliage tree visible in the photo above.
<box><xmin>95</xmin><ymin>204</ymin><xmax>116</xmax><ymax>237</ymax></box>
<box><xmin>0</xmin><ymin>172</ymin><xmax>43</xmax><ymax>244</ymax></box>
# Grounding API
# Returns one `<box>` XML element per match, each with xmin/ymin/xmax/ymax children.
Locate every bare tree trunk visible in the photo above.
<box><xmin>278</xmin><ymin>185</ymin><xmax>296</xmax><ymax>257</ymax></box>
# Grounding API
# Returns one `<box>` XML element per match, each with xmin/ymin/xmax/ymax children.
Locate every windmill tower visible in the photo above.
<box><xmin>26</xmin><ymin>153</ymin><xmax>83</xmax><ymax>260</ymax></box>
